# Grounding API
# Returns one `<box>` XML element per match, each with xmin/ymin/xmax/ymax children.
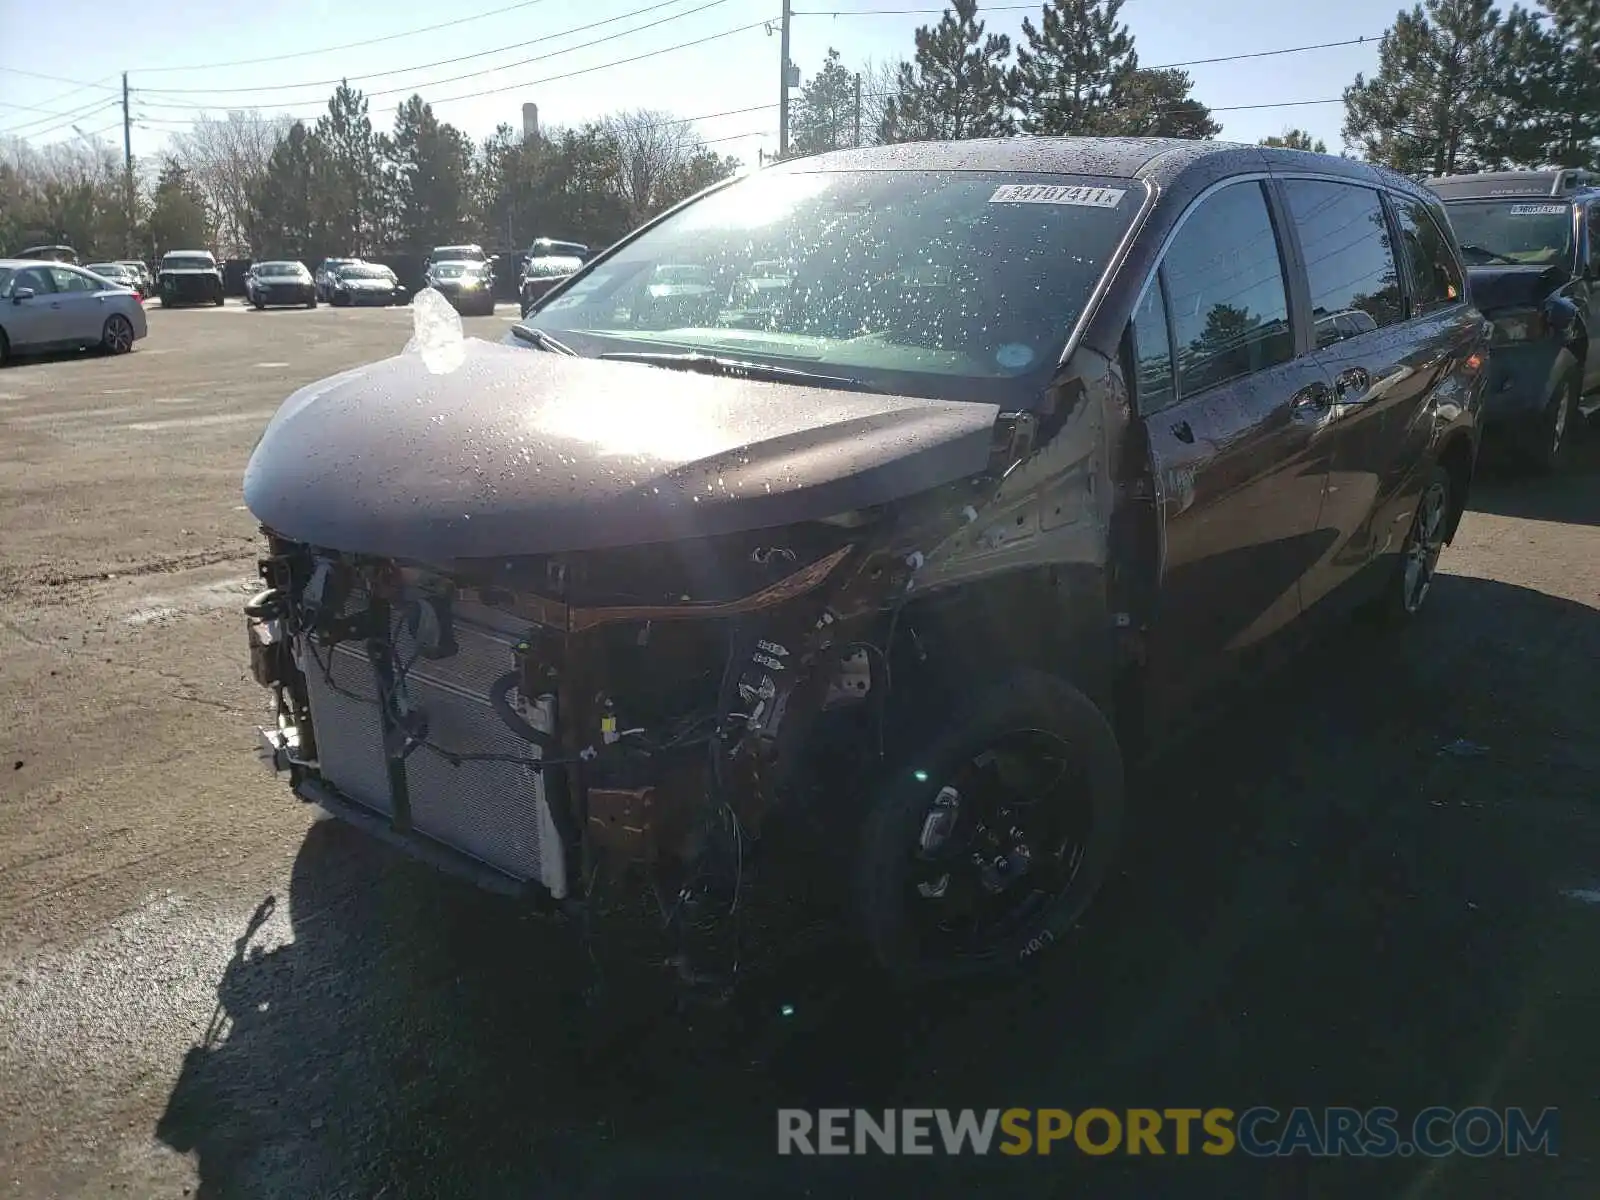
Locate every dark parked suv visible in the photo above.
<box><xmin>243</xmin><ymin>139</ymin><xmax>1487</xmax><ymax>997</ymax></box>
<box><xmin>1427</xmin><ymin>168</ymin><xmax>1600</xmax><ymax>470</ymax></box>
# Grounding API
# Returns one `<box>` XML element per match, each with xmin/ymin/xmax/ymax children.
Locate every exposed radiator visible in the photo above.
<box><xmin>297</xmin><ymin>592</ymin><xmax>568</xmax><ymax>898</ymax></box>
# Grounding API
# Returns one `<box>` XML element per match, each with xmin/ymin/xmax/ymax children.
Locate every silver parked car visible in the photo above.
<box><xmin>0</xmin><ymin>259</ymin><xmax>148</xmax><ymax>365</ymax></box>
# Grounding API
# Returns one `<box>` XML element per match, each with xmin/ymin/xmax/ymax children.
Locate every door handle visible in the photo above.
<box><xmin>1171</xmin><ymin>418</ymin><xmax>1195</xmax><ymax>444</ymax></box>
<box><xmin>1290</xmin><ymin>381</ymin><xmax>1334</xmax><ymax>420</ymax></box>
<box><xmin>1334</xmin><ymin>367</ymin><xmax>1371</xmax><ymax>402</ymax></box>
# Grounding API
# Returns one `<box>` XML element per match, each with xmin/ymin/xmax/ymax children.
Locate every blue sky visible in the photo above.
<box><xmin>0</xmin><ymin>0</ymin><xmax>1401</xmax><ymax>168</ymax></box>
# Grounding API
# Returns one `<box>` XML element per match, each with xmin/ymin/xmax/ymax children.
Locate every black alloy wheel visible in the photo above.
<box><xmin>101</xmin><ymin>314</ymin><xmax>135</xmax><ymax>354</ymax></box>
<box><xmin>856</xmin><ymin>670</ymin><xmax>1125</xmax><ymax>985</ymax></box>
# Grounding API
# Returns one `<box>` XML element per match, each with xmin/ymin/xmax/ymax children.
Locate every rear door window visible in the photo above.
<box><xmin>1391</xmin><ymin>197</ymin><xmax>1465</xmax><ymax>315</ymax></box>
<box><xmin>1161</xmin><ymin>180</ymin><xmax>1294</xmax><ymax>398</ymax></box>
<box><xmin>51</xmin><ymin>267</ymin><xmax>99</xmax><ymax>293</ymax></box>
<box><xmin>1281</xmin><ymin>179</ymin><xmax>1405</xmax><ymax>345</ymax></box>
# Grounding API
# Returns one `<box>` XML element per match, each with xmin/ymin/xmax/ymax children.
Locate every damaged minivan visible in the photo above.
<box><xmin>243</xmin><ymin>139</ymin><xmax>1488</xmax><ymax>993</ymax></box>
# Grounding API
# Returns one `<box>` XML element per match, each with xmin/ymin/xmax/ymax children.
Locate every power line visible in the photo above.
<box><xmin>135</xmin><ymin>0</ymin><xmax>560</xmax><ymax>73</ymax></box>
<box><xmin>0</xmin><ymin>65</ymin><xmax>118</xmax><ymax>89</ymax></box>
<box><xmin>137</xmin><ymin>0</ymin><xmax>731</xmax><ymax>97</ymax></box>
<box><xmin>793</xmin><ymin>3</ymin><xmax>1034</xmax><ymax>12</ymax></box>
<box><xmin>3</xmin><ymin>101</ymin><xmax>123</xmax><ymax>142</ymax></box>
<box><xmin>134</xmin><ymin>16</ymin><xmax>777</xmax><ymax>119</ymax></box>
<box><xmin>132</xmin><ymin>2</ymin><xmax>761</xmax><ymax>114</ymax></box>
<box><xmin>0</xmin><ymin>94</ymin><xmax>121</xmax><ymax>137</ymax></box>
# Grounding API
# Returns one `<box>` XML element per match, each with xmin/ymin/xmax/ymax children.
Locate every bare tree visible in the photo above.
<box><xmin>856</xmin><ymin>58</ymin><xmax>899</xmax><ymax>146</ymax></box>
<box><xmin>169</xmin><ymin>111</ymin><xmax>293</xmax><ymax>256</ymax></box>
<box><xmin>601</xmin><ymin>108</ymin><xmax>707</xmax><ymax>222</ymax></box>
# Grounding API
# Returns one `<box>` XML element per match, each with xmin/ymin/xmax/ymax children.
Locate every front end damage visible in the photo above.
<box><xmin>242</xmin><ymin>340</ymin><xmax>1107</xmax><ymax>992</ymax></box>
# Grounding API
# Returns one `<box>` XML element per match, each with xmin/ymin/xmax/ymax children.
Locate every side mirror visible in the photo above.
<box><xmin>1543</xmin><ymin>295</ymin><xmax>1580</xmax><ymax>334</ymax></box>
<box><xmin>12</xmin><ymin>287</ymin><xmax>35</xmax><ymax>303</ymax></box>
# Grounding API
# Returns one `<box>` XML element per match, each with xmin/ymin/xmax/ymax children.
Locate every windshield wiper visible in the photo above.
<box><xmin>598</xmin><ymin>350</ymin><xmax>880</xmax><ymax>392</ymax></box>
<box><xmin>1458</xmin><ymin>243</ymin><xmax>1521</xmax><ymax>266</ymax></box>
<box><xmin>509</xmin><ymin>324</ymin><xmax>577</xmax><ymax>356</ymax></box>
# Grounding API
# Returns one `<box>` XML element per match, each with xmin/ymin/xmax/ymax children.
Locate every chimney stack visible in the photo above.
<box><xmin>521</xmin><ymin>102</ymin><xmax>539</xmax><ymax>141</ymax></box>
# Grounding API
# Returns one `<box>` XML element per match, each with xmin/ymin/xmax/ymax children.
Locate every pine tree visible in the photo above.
<box><xmin>1342</xmin><ymin>0</ymin><xmax>1514</xmax><ymax>175</ymax></box>
<box><xmin>146</xmin><ymin>159</ymin><xmax>211</xmax><ymax>253</ymax></box>
<box><xmin>1098</xmin><ymin>68</ymin><xmax>1220</xmax><ymax>138</ymax></box>
<box><xmin>879</xmin><ymin>0</ymin><xmax>1018</xmax><ymax>143</ymax></box>
<box><xmin>314</xmin><ymin>82</ymin><xmax>383</xmax><ymax>253</ymax></box>
<box><xmin>1506</xmin><ymin>0</ymin><xmax>1600</xmax><ymax>167</ymax></box>
<box><xmin>1014</xmin><ymin>0</ymin><xmax>1139</xmax><ymax>135</ymax></box>
<box><xmin>1260</xmin><ymin>128</ymin><xmax>1329</xmax><ymax>153</ymax></box>
<box><xmin>387</xmin><ymin>96</ymin><xmax>474</xmax><ymax>253</ymax></box>
<box><xmin>792</xmin><ymin>49</ymin><xmax>863</xmax><ymax>154</ymax></box>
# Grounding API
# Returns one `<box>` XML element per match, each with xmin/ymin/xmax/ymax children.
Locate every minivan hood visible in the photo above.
<box><xmin>243</xmin><ymin>338</ymin><xmax>1000</xmax><ymax>562</ymax></box>
<box><xmin>1465</xmin><ymin>262</ymin><xmax>1567</xmax><ymax>313</ymax></box>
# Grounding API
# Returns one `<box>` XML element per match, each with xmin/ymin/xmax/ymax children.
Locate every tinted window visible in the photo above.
<box><xmin>1130</xmin><ymin>277</ymin><xmax>1175</xmax><ymax>413</ymax></box>
<box><xmin>1161</xmin><ymin>180</ymin><xmax>1293</xmax><ymax>398</ymax></box>
<box><xmin>1589</xmin><ymin>205</ymin><xmax>1600</xmax><ymax>270</ymax></box>
<box><xmin>51</xmin><ymin>267</ymin><xmax>99</xmax><ymax>293</ymax></box>
<box><xmin>1392</xmin><ymin>198</ymin><xmax>1464</xmax><ymax>314</ymax></box>
<box><xmin>14</xmin><ymin>267</ymin><xmax>56</xmax><ymax>294</ymax></box>
<box><xmin>1282</xmin><ymin>180</ymin><xmax>1403</xmax><ymax>347</ymax></box>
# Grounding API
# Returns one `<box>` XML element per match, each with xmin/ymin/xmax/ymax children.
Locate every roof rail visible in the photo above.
<box><xmin>1552</xmin><ymin>168</ymin><xmax>1595</xmax><ymax>194</ymax></box>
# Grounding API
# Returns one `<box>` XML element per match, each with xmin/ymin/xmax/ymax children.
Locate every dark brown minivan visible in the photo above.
<box><xmin>243</xmin><ymin>139</ymin><xmax>1487</xmax><ymax>997</ymax></box>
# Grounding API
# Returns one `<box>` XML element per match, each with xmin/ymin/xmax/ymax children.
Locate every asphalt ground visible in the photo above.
<box><xmin>0</xmin><ymin>300</ymin><xmax>1597</xmax><ymax>1198</ymax></box>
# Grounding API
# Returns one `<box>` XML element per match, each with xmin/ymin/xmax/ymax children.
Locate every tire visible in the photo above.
<box><xmin>306</xmin><ymin>296</ymin><xmax>318</xmax><ymax>309</ymax></box>
<box><xmin>213</xmin><ymin>292</ymin><xmax>225</xmax><ymax>307</ymax></box>
<box><xmin>854</xmin><ymin>669</ymin><xmax>1125</xmax><ymax>986</ymax></box>
<box><xmin>1525</xmin><ymin>365</ymin><xmax>1578</xmax><ymax>474</ymax></box>
<box><xmin>252</xmin><ymin>299</ymin><xmax>265</xmax><ymax>311</ymax></box>
<box><xmin>101</xmin><ymin>313</ymin><xmax>135</xmax><ymax>355</ymax></box>
<box><xmin>0</xmin><ymin>328</ymin><xmax>10</xmax><ymax>368</ymax></box>
<box><xmin>1369</xmin><ymin>461</ymin><xmax>1452</xmax><ymax>627</ymax></box>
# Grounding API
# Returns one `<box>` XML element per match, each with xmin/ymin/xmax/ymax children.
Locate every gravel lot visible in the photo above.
<box><xmin>0</xmin><ymin>301</ymin><xmax>1597</xmax><ymax>1198</ymax></box>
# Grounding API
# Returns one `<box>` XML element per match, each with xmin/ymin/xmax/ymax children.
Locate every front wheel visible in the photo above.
<box><xmin>252</xmin><ymin>298</ymin><xmax>265</xmax><ymax>311</ymax></box>
<box><xmin>306</xmin><ymin>296</ymin><xmax>318</xmax><ymax>309</ymax></box>
<box><xmin>854</xmin><ymin>670</ymin><xmax>1125</xmax><ymax>986</ymax></box>
<box><xmin>213</xmin><ymin>292</ymin><xmax>225</xmax><ymax>307</ymax></box>
<box><xmin>101</xmin><ymin>313</ymin><xmax>135</xmax><ymax>354</ymax></box>
<box><xmin>1526</xmin><ymin>366</ymin><xmax>1578</xmax><ymax>474</ymax></box>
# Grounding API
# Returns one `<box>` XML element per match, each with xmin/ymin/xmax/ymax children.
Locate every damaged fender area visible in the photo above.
<box><xmin>244</xmin><ymin>346</ymin><xmax>1118</xmax><ymax>988</ymax></box>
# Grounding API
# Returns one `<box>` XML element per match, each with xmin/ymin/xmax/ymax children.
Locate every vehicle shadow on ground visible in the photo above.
<box><xmin>156</xmin><ymin>574</ymin><xmax>1600</xmax><ymax>1200</ymax></box>
<box><xmin>1468</xmin><ymin>430</ymin><xmax>1600</xmax><ymax>526</ymax></box>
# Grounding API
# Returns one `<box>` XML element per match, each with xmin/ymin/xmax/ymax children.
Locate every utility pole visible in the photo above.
<box><xmin>777</xmin><ymin>0</ymin><xmax>793</xmax><ymax>160</ymax></box>
<box><xmin>853</xmin><ymin>73</ymin><xmax>862</xmax><ymax>147</ymax></box>
<box><xmin>121</xmin><ymin>72</ymin><xmax>134</xmax><ymax>257</ymax></box>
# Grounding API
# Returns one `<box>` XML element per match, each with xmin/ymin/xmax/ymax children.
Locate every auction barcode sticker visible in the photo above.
<box><xmin>989</xmin><ymin>184</ymin><xmax>1126</xmax><ymax>208</ymax></box>
<box><xmin>1508</xmin><ymin>204</ymin><xmax>1567</xmax><ymax>215</ymax></box>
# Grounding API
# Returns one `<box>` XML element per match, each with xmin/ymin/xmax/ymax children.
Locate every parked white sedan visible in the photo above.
<box><xmin>0</xmin><ymin>258</ymin><xmax>148</xmax><ymax>366</ymax></box>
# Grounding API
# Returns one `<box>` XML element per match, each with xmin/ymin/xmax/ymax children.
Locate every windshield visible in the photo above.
<box><xmin>258</xmin><ymin>262</ymin><xmax>305</xmax><ymax>277</ymax></box>
<box><xmin>163</xmin><ymin>255</ymin><xmax>214</xmax><ymax>271</ymax></box>
<box><xmin>526</xmin><ymin>169</ymin><xmax>1138</xmax><ymax>401</ymax></box>
<box><xmin>433</xmin><ymin>262</ymin><xmax>476</xmax><ymax>278</ymax></box>
<box><xmin>340</xmin><ymin>265</ymin><xmax>394</xmax><ymax>280</ymax></box>
<box><xmin>1446</xmin><ymin>200</ymin><xmax>1573</xmax><ymax>266</ymax></box>
<box><xmin>525</xmin><ymin>256</ymin><xmax>583</xmax><ymax>277</ymax></box>
<box><xmin>433</xmin><ymin>247</ymin><xmax>485</xmax><ymax>262</ymax></box>
<box><xmin>87</xmin><ymin>264</ymin><xmax>128</xmax><ymax>277</ymax></box>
